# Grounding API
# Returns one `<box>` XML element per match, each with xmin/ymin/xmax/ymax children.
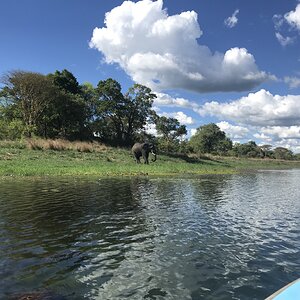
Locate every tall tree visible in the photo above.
<box><xmin>232</xmin><ymin>141</ymin><xmax>261</xmax><ymax>158</ymax></box>
<box><xmin>123</xmin><ymin>84</ymin><xmax>157</xmax><ymax>144</ymax></box>
<box><xmin>156</xmin><ymin>116</ymin><xmax>187</xmax><ymax>141</ymax></box>
<box><xmin>190</xmin><ymin>123</ymin><xmax>232</xmax><ymax>154</ymax></box>
<box><xmin>155</xmin><ymin>116</ymin><xmax>187</xmax><ymax>152</ymax></box>
<box><xmin>94</xmin><ymin>80</ymin><xmax>156</xmax><ymax>146</ymax></box>
<box><xmin>49</xmin><ymin>69</ymin><xmax>81</xmax><ymax>95</ymax></box>
<box><xmin>48</xmin><ymin>70</ymin><xmax>88</xmax><ymax>139</ymax></box>
<box><xmin>95</xmin><ymin>78</ymin><xmax>125</xmax><ymax>143</ymax></box>
<box><xmin>273</xmin><ymin>147</ymin><xmax>294</xmax><ymax>160</ymax></box>
<box><xmin>1</xmin><ymin>71</ymin><xmax>58</xmax><ymax>137</ymax></box>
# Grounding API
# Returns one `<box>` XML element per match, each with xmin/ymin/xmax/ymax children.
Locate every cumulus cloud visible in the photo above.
<box><xmin>260</xmin><ymin>126</ymin><xmax>300</xmax><ymax>140</ymax></box>
<box><xmin>154</xmin><ymin>92</ymin><xmax>197</xmax><ymax>108</ymax></box>
<box><xmin>152</xmin><ymin>90</ymin><xmax>300</xmax><ymax>152</ymax></box>
<box><xmin>198</xmin><ymin>89</ymin><xmax>300</xmax><ymax>127</ymax></box>
<box><xmin>90</xmin><ymin>0</ymin><xmax>270</xmax><ymax>93</ymax></box>
<box><xmin>273</xmin><ymin>4</ymin><xmax>300</xmax><ymax>46</ymax></box>
<box><xmin>254</xmin><ymin>126</ymin><xmax>300</xmax><ymax>152</ymax></box>
<box><xmin>224</xmin><ymin>9</ymin><xmax>239</xmax><ymax>28</ymax></box>
<box><xmin>284</xmin><ymin>76</ymin><xmax>300</xmax><ymax>88</ymax></box>
<box><xmin>163</xmin><ymin>111</ymin><xmax>194</xmax><ymax>125</ymax></box>
<box><xmin>285</xmin><ymin>4</ymin><xmax>300</xmax><ymax>30</ymax></box>
<box><xmin>275</xmin><ymin>32</ymin><xmax>295</xmax><ymax>47</ymax></box>
<box><xmin>216</xmin><ymin>121</ymin><xmax>249</xmax><ymax>139</ymax></box>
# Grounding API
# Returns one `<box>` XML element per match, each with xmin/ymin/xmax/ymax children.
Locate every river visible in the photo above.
<box><xmin>1</xmin><ymin>170</ymin><xmax>300</xmax><ymax>299</ymax></box>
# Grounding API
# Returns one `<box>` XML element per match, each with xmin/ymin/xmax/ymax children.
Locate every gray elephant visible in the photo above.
<box><xmin>132</xmin><ymin>142</ymin><xmax>157</xmax><ymax>164</ymax></box>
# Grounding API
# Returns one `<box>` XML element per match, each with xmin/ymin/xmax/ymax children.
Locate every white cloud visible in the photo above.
<box><xmin>163</xmin><ymin>111</ymin><xmax>194</xmax><ymax>125</ymax></box>
<box><xmin>224</xmin><ymin>9</ymin><xmax>239</xmax><ymax>28</ymax></box>
<box><xmin>216</xmin><ymin>121</ymin><xmax>249</xmax><ymax>139</ymax></box>
<box><xmin>154</xmin><ymin>92</ymin><xmax>197</xmax><ymax>108</ymax></box>
<box><xmin>144</xmin><ymin>123</ymin><xmax>158</xmax><ymax>136</ymax></box>
<box><xmin>275</xmin><ymin>32</ymin><xmax>295</xmax><ymax>47</ymax></box>
<box><xmin>285</xmin><ymin>4</ymin><xmax>300</xmax><ymax>30</ymax></box>
<box><xmin>144</xmin><ymin>111</ymin><xmax>194</xmax><ymax>136</ymax></box>
<box><xmin>90</xmin><ymin>0</ymin><xmax>270</xmax><ymax>93</ymax></box>
<box><xmin>253</xmin><ymin>133</ymin><xmax>273</xmax><ymax>143</ymax></box>
<box><xmin>254</xmin><ymin>126</ymin><xmax>300</xmax><ymax>153</ymax></box>
<box><xmin>152</xmin><ymin>90</ymin><xmax>300</xmax><ymax>152</ymax></box>
<box><xmin>260</xmin><ymin>126</ymin><xmax>300</xmax><ymax>140</ymax></box>
<box><xmin>273</xmin><ymin>14</ymin><xmax>284</xmax><ymax>30</ymax></box>
<box><xmin>284</xmin><ymin>76</ymin><xmax>300</xmax><ymax>88</ymax></box>
<box><xmin>198</xmin><ymin>89</ymin><xmax>300</xmax><ymax>127</ymax></box>
<box><xmin>190</xmin><ymin>128</ymin><xmax>198</xmax><ymax>136</ymax></box>
<box><xmin>273</xmin><ymin>5</ymin><xmax>300</xmax><ymax>46</ymax></box>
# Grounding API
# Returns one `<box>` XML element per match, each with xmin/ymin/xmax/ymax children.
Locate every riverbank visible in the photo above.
<box><xmin>1</xmin><ymin>140</ymin><xmax>300</xmax><ymax>177</ymax></box>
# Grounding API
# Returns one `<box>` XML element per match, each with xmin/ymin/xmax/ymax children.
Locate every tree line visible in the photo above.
<box><xmin>0</xmin><ymin>69</ymin><xmax>298</xmax><ymax>160</ymax></box>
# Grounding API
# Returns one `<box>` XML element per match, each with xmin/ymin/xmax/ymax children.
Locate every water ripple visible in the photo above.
<box><xmin>1</xmin><ymin>172</ymin><xmax>300</xmax><ymax>299</ymax></box>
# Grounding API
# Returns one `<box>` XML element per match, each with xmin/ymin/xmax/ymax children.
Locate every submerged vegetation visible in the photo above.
<box><xmin>1</xmin><ymin>139</ymin><xmax>300</xmax><ymax>177</ymax></box>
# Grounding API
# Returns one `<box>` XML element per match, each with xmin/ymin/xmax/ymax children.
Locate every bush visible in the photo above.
<box><xmin>0</xmin><ymin>119</ymin><xmax>26</xmax><ymax>140</ymax></box>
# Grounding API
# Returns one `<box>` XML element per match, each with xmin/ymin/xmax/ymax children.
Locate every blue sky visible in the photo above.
<box><xmin>1</xmin><ymin>0</ymin><xmax>300</xmax><ymax>151</ymax></box>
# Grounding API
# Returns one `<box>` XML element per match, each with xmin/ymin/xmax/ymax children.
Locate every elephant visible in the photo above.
<box><xmin>132</xmin><ymin>142</ymin><xmax>157</xmax><ymax>164</ymax></box>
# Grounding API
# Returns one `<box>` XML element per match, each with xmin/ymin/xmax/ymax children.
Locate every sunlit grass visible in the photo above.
<box><xmin>0</xmin><ymin>139</ymin><xmax>300</xmax><ymax>177</ymax></box>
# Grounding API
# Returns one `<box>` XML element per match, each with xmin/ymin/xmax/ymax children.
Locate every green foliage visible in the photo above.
<box><xmin>259</xmin><ymin>144</ymin><xmax>273</xmax><ymax>158</ymax></box>
<box><xmin>155</xmin><ymin>116</ymin><xmax>187</xmax><ymax>153</ymax></box>
<box><xmin>0</xmin><ymin>69</ymin><xmax>92</xmax><ymax>140</ymax></box>
<box><xmin>273</xmin><ymin>147</ymin><xmax>294</xmax><ymax>160</ymax></box>
<box><xmin>2</xmin><ymin>69</ymin><xmax>296</xmax><ymax>161</ymax></box>
<box><xmin>48</xmin><ymin>69</ymin><xmax>82</xmax><ymax>95</ymax></box>
<box><xmin>93</xmin><ymin>80</ymin><xmax>156</xmax><ymax>146</ymax></box>
<box><xmin>1</xmin><ymin>70</ymin><xmax>61</xmax><ymax>137</ymax></box>
<box><xmin>190</xmin><ymin>123</ymin><xmax>232</xmax><ymax>155</ymax></box>
<box><xmin>0</xmin><ymin>119</ymin><xmax>25</xmax><ymax>140</ymax></box>
<box><xmin>48</xmin><ymin>69</ymin><xmax>90</xmax><ymax>140</ymax></box>
<box><xmin>232</xmin><ymin>141</ymin><xmax>262</xmax><ymax>158</ymax></box>
<box><xmin>124</xmin><ymin>84</ymin><xmax>157</xmax><ymax>143</ymax></box>
<box><xmin>156</xmin><ymin>116</ymin><xmax>186</xmax><ymax>140</ymax></box>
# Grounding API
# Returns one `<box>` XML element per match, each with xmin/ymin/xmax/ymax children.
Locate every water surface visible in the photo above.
<box><xmin>1</xmin><ymin>170</ymin><xmax>300</xmax><ymax>299</ymax></box>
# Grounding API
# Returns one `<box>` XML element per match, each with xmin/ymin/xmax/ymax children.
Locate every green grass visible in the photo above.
<box><xmin>0</xmin><ymin>141</ymin><xmax>300</xmax><ymax>177</ymax></box>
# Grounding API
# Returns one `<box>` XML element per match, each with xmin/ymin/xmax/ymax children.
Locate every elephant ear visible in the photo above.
<box><xmin>142</xmin><ymin>143</ymin><xmax>149</xmax><ymax>150</ymax></box>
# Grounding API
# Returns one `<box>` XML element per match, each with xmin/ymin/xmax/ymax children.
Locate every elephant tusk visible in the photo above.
<box><xmin>151</xmin><ymin>151</ymin><xmax>157</xmax><ymax>162</ymax></box>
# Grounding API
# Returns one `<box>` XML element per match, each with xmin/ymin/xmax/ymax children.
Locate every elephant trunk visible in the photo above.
<box><xmin>151</xmin><ymin>151</ymin><xmax>157</xmax><ymax>162</ymax></box>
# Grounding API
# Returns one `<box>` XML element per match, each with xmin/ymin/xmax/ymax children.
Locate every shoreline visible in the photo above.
<box><xmin>1</xmin><ymin>146</ymin><xmax>300</xmax><ymax>178</ymax></box>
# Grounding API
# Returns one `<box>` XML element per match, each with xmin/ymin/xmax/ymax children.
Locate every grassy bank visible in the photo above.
<box><xmin>0</xmin><ymin>139</ymin><xmax>300</xmax><ymax>177</ymax></box>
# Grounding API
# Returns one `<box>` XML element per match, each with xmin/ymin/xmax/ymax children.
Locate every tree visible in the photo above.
<box><xmin>190</xmin><ymin>123</ymin><xmax>232</xmax><ymax>154</ymax></box>
<box><xmin>93</xmin><ymin>79</ymin><xmax>156</xmax><ymax>146</ymax></box>
<box><xmin>93</xmin><ymin>78</ymin><xmax>126</xmax><ymax>144</ymax></box>
<box><xmin>48</xmin><ymin>69</ymin><xmax>81</xmax><ymax>95</ymax></box>
<box><xmin>232</xmin><ymin>141</ymin><xmax>261</xmax><ymax>158</ymax></box>
<box><xmin>1</xmin><ymin>71</ymin><xmax>59</xmax><ymax>137</ymax></box>
<box><xmin>47</xmin><ymin>70</ymin><xmax>89</xmax><ymax>139</ymax></box>
<box><xmin>259</xmin><ymin>144</ymin><xmax>273</xmax><ymax>158</ymax></box>
<box><xmin>123</xmin><ymin>84</ymin><xmax>157</xmax><ymax>145</ymax></box>
<box><xmin>273</xmin><ymin>147</ymin><xmax>294</xmax><ymax>160</ymax></box>
<box><xmin>155</xmin><ymin>116</ymin><xmax>187</xmax><ymax>152</ymax></box>
<box><xmin>294</xmin><ymin>153</ymin><xmax>300</xmax><ymax>161</ymax></box>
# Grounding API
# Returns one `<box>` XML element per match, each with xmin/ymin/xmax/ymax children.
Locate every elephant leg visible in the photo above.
<box><xmin>134</xmin><ymin>152</ymin><xmax>141</xmax><ymax>163</ymax></box>
<box><xmin>142</xmin><ymin>151</ymin><xmax>149</xmax><ymax>164</ymax></box>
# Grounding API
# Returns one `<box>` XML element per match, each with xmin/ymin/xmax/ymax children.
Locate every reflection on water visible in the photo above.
<box><xmin>1</xmin><ymin>171</ymin><xmax>300</xmax><ymax>299</ymax></box>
